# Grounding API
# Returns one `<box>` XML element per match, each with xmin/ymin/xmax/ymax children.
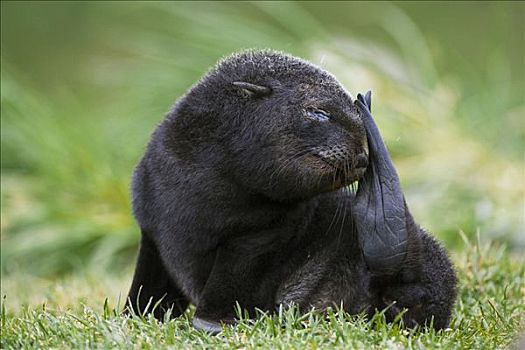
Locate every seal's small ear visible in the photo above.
<box><xmin>232</xmin><ymin>81</ymin><xmax>272</xmax><ymax>98</ymax></box>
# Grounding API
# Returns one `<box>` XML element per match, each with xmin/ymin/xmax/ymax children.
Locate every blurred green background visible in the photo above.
<box><xmin>1</xmin><ymin>1</ymin><xmax>524</xmax><ymax>279</ymax></box>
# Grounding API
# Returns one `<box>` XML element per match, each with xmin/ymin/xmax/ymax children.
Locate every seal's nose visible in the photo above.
<box><xmin>355</xmin><ymin>152</ymin><xmax>368</xmax><ymax>169</ymax></box>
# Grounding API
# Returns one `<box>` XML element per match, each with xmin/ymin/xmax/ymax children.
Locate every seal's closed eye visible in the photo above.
<box><xmin>306</xmin><ymin>109</ymin><xmax>331</xmax><ymax>122</ymax></box>
<box><xmin>353</xmin><ymin>91</ymin><xmax>408</xmax><ymax>275</ymax></box>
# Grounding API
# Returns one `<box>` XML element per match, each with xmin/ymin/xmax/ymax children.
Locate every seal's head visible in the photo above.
<box><xmin>167</xmin><ymin>50</ymin><xmax>368</xmax><ymax>201</ymax></box>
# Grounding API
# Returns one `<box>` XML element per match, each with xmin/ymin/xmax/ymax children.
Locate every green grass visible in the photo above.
<box><xmin>1</xmin><ymin>2</ymin><xmax>524</xmax><ymax>348</ymax></box>
<box><xmin>2</xmin><ymin>239</ymin><xmax>524</xmax><ymax>349</ymax></box>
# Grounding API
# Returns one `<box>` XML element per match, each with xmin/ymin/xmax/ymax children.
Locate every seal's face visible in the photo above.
<box><xmin>173</xmin><ymin>50</ymin><xmax>370</xmax><ymax>201</ymax></box>
<box><xmin>241</xmin><ymin>81</ymin><xmax>369</xmax><ymax>201</ymax></box>
<box><xmin>278</xmin><ymin>83</ymin><xmax>369</xmax><ymax>194</ymax></box>
<box><xmin>222</xmin><ymin>54</ymin><xmax>369</xmax><ymax>200</ymax></box>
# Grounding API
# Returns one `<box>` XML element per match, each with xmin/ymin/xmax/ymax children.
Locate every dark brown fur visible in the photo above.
<box><xmin>126</xmin><ymin>50</ymin><xmax>457</xmax><ymax>333</ymax></box>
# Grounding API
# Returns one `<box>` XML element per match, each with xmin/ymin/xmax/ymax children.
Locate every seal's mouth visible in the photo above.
<box><xmin>299</xmin><ymin>151</ymin><xmax>368</xmax><ymax>193</ymax></box>
<box><xmin>320</xmin><ymin>161</ymin><xmax>366</xmax><ymax>190</ymax></box>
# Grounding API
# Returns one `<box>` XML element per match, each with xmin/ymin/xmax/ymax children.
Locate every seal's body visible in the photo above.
<box><xmin>127</xmin><ymin>50</ymin><xmax>456</xmax><ymax>333</ymax></box>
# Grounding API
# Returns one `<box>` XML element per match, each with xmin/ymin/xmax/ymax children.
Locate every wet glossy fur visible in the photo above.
<box><xmin>126</xmin><ymin>50</ymin><xmax>457</xmax><ymax>332</ymax></box>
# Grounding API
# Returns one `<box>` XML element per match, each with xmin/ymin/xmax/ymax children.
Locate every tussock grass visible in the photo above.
<box><xmin>1</xmin><ymin>1</ymin><xmax>523</xmax><ymax>276</ymax></box>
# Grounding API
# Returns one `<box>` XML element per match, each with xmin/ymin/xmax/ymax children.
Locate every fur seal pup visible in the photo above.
<box><xmin>126</xmin><ymin>50</ymin><xmax>457</xmax><ymax>333</ymax></box>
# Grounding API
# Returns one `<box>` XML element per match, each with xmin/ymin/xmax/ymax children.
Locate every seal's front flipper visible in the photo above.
<box><xmin>352</xmin><ymin>91</ymin><xmax>408</xmax><ymax>275</ymax></box>
<box><xmin>193</xmin><ymin>236</ymin><xmax>277</xmax><ymax>334</ymax></box>
<box><xmin>126</xmin><ymin>233</ymin><xmax>189</xmax><ymax>320</ymax></box>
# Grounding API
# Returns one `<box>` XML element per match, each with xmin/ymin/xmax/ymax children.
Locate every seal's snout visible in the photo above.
<box><xmin>355</xmin><ymin>152</ymin><xmax>368</xmax><ymax>170</ymax></box>
<box><xmin>353</xmin><ymin>152</ymin><xmax>368</xmax><ymax>179</ymax></box>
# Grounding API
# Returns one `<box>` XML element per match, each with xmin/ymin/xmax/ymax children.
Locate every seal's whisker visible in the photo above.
<box><xmin>268</xmin><ymin>147</ymin><xmax>315</xmax><ymax>186</ymax></box>
<box><xmin>324</xmin><ymin>184</ymin><xmax>345</xmax><ymax>237</ymax></box>
<box><xmin>335</xmin><ymin>159</ymin><xmax>351</xmax><ymax>248</ymax></box>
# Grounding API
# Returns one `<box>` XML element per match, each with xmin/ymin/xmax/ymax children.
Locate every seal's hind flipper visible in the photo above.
<box><xmin>192</xmin><ymin>317</ymin><xmax>224</xmax><ymax>335</ymax></box>
<box><xmin>353</xmin><ymin>92</ymin><xmax>408</xmax><ymax>275</ymax></box>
